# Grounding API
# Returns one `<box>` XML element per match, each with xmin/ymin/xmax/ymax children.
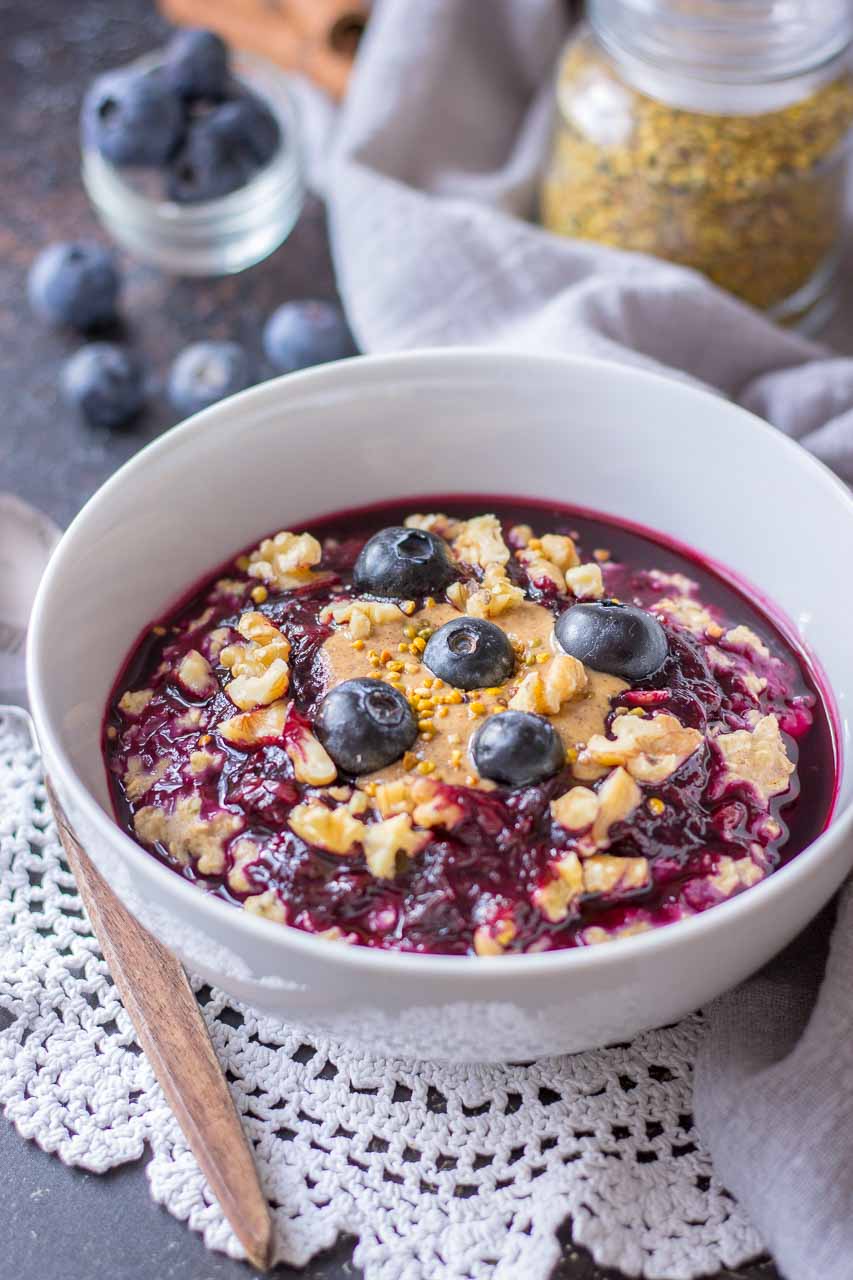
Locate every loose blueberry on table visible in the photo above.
<box><xmin>104</xmin><ymin>500</ymin><xmax>835</xmax><ymax>956</ymax></box>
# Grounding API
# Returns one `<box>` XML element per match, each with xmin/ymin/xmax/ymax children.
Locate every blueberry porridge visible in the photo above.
<box><xmin>104</xmin><ymin>498</ymin><xmax>836</xmax><ymax>956</ymax></box>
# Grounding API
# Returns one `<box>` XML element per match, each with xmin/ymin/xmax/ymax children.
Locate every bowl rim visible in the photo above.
<box><xmin>28</xmin><ymin>346</ymin><xmax>853</xmax><ymax>979</ymax></box>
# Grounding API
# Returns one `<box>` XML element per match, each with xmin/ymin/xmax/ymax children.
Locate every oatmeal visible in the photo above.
<box><xmin>104</xmin><ymin>498</ymin><xmax>835</xmax><ymax>956</ymax></box>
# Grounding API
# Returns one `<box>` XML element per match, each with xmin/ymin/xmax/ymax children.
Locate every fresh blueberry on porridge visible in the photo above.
<box><xmin>104</xmin><ymin>498</ymin><xmax>835</xmax><ymax>956</ymax></box>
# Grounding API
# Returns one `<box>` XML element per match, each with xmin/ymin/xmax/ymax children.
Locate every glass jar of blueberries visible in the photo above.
<box><xmin>81</xmin><ymin>29</ymin><xmax>304</xmax><ymax>276</ymax></box>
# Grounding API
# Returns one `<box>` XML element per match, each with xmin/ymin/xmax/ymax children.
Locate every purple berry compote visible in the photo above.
<box><xmin>104</xmin><ymin>497</ymin><xmax>836</xmax><ymax>957</ymax></box>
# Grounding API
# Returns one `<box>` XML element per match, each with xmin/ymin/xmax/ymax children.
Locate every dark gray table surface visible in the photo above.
<box><xmin>3</xmin><ymin>2</ymin><xmax>849</xmax><ymax>1277</ymax></box>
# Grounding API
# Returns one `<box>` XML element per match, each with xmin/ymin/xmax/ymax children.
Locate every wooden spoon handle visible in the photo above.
<box><xmin>46</xmin><ymin>780</ymin><xmax>274</xmax><ymax>1273</ymax></box>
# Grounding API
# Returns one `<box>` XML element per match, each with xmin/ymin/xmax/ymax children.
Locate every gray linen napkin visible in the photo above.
<box><xmin>321</xmin><ymin>3</ymin><xmax>853</xmax><ymax>1276</ymax></box>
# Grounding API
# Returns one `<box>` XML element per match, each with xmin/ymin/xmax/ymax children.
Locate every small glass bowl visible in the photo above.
<box><xmin>81</xmin><ymin>51</ymin><xmax>305</xmax><ymax>277</ymax></box>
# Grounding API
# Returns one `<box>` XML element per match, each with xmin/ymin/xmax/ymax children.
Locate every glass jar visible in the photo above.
<box><xmin>82</xmin><ymin>52</ymin><xmax>304</xmax><ymax>278</ymax></box>
<box><xmin>541</xmin><ymin>1</ymin><xmax>853</xmax><ymax>327</ymax></box>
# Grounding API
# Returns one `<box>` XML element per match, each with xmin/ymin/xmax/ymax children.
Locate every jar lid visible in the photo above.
<box><xmin>589</xmin><ymin>0</ymin><xmax>853</xmax><ymax>113</ymax></box>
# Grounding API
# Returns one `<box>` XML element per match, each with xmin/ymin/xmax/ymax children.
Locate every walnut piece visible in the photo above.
<box><xmin>219</xmin><ymin>699</ymin><xmax>288</xmax><ymax>747</ymax></box>
<box><xmin>319</xmin><ymin>598</ymin><xmax>404</xmax><ymax>640</ymax></box>
<box><xmin>582</xmin><ymin>853</ymin><xmax>649</xmax><ymax>894</ymax></box>
<box><xmin>247</xmin><ymin>530</ymin><xmax>323</xmax><ymax>590</ymax></box>
<box><xmin>652</xmin><ymin>596</ymin><xmax>723</xmax><ymax>638</ymax></box>
<box><xmin>551</xmin><ymin>785</ymin><xmax>598</xmax><ymax>832</ymax></box>
<box><xmin>539</xmin><ymin>534</ymin><xmax>579</xmax><ymax>571</ymax></box>
<box><xmin>188</xmin><ymin>749</ymin><xmax>223</xmax><ymax>777</ymax></box>
<box><xmin>715</xmin><ymin>713</ymin><xmax>794</xmax><ymax>802</ymax></box>
<box><xmin>284</xmin><ymin>714</ymin><xmax>337</xmax><ymax>785</ymax></box>
<box><xmin>228</xmin><ymin>837</ymin><xmax>261</xmax><ymax>893</ymax></box>
<box><xmin>515</xmin><ymin>545</ymin><xmax>566</xmax><ymax>591</ymax></box>
<box><xmin>533</xmin><ymin>853</ymin><xmax>584</xmax><ymax>922</ymax></box>
<box><xmin>123</xmin><ymin>756</ymin><xmax>169</xmax><ymax>802</ymax></box>
<box><xmin>590</xmin><ymin>766</ymin><xmax>642</xmax><ymax>848</ymax></box>
<box><xmin>709</xmin><ymin>855</ymin><xmax>764</xmax><ymax>896</ymax></box>
<box><xmin>404</xmin><ymin>512</ymin><xmax>461</xmax><ymax>540</ymax></box>
<box><xmin>133</xmin><ymin>794</ymin><xmax>242</xmax><ymax>874</ymax></box>
<box><xmin>473</xmin><ymin>919</ymin><xmax>517</xmax><ymax>957</ymax></box>
<box><xmin>362</xmin><ymin>813</ymin><xmax>429</xmax><ymax>879</ymax></box>
<box><xmin>117</xmin><ymin>689</ymin><xmax>153</xmax><ymax>717</ymax></box>
<box><xmin>370</xmin><ymin>776</ymin><xmax>463</xmax><ymax>829</ymax></box>
<box><xmin>580</xmin><ymin>713</ymin><xmax>704</xmax><ymax>784</ymax></box>
<box><xmin>724</xmin><ymin>625</ymin><xmax>770</xmax><ymax>658</ymax></box>
<box><xmin>452</xmin><ymin>514</ymin><xmax>510</xmax><ymax>569</ymax></box>
<box><xmin>177</xmin><ymin>649</ymin><xmax>216</xmax><ymax>699</ymax></box>
<box><xmin>464</xmin><ymin>563</ymin><xmax>525</xmax><ymax>619</ymax></box>
<box><xmin>221</xmin><ymin>610</ymin><xmax>291</xmax><ymax>711</ymax></box>
<box><xmin>243</xmin><ymin>890</ymin><xmax>287</xmax><ymax>923</ymax></box>
<box><xmin>289</xmin><ymin>802</ymin><xmax>364</xmax><ymax>855</ymax></box>
<box><xmin>564</xmin><ymin>563</ymin><xmax>604</xmax><ymax>600</ymax></box>
<box><xmin>509</xmin><ymin>653</ymin><xmax>588</xmax><ymax>715</ymax></box>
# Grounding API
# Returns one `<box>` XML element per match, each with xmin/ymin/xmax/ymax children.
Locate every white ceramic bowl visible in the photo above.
<box><xmin>28</xmin><ymin>350</ymin><xmax>853</xmax><ymax>1062</ymax></box>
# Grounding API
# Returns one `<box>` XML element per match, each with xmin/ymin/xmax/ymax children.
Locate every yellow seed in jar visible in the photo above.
<box><xmin>235</xmin><ymin>555</ymin><xmax>250</xmax><ymax>572</ymax></box>
<box><xmin>152</xmin><ymin>624</ymin><xmax>167</xmax><ymax>637</ymax></box>
<box><xmin>405</xmin><ymin>662</ymin><xmax>420</xmax><ymax>674</ymax></box>
<box><xmin>628</xmin><ymin>707</ymin><xmax>645</xmax><ymax>717</ymax></box>
<box><xmin>436</xmin><ymin>705</ymin><xmax>449</xmax><ymax>719</ymax></box>
<box><xmin>198</xmin><ymin>733</ymin><xmax>212</xmax><ymax>746</ymax></box>
<box><xmin>404</xmin><ymin>624</ymin><xmax>417</xmax><ymax>639</ymax></box>
<box><xmin>398</xmin><ymin>642</ymin><xmax>408</xmax><ymax>652</ymax></box>
<box><xmin>401</xmin><ymin>600</ymin><xmax>416</xmax><ymax>615</ymax></box>
<box><xmin>369</xmin><ymin>654</ymin><xmax>381</xmax><ymax>667</ymax></box>
<box><xmin>418</xmin><ymin>720</ymin><xmax>435</xmax><ymax>733</ymax></box>
<box><xmin>536</xmin><ymin>652</ymin><xmax>549</xmax><ymax>665</ymax></box>
<box><xmin>402</xmin><ymin>752</ymin><xmax>418</xmax><ymax>770</ymax></box>
<box><xmin>353</xmin><ymin>639</ymin><xmax>366</xmax><ymax>651</ymax></box>
<box><xmin>251</xmin><ymin>585</ymin><xmax>268</xmax><ymax>604</ymax></box>
<box><xmin>387</xmin><ymin>660</ymin><xmax>404</xmax><ymax>673</ymax></box>
<box><xmin>425</xmin><ymin>596</ymin><xmax>436</xmax><ymax>608</ymax></box>
<box><xmin>469</xmin><ymin>701</ymin><xmax>486</xmax><ymax>717</ymax></box>
<box><xmin>412</xmin><ymin>637</ymin><xmax>426</xmax><ymax>653</ymax></box>
<box><xmin>417</xmin><ymin>760</ymin><xmax>436</xmax><ymax>775</ymax></box>
<box><xmin>648</xmin><ymin>797</ymin><xmax>666</xmax><ymax>816</ymax></box>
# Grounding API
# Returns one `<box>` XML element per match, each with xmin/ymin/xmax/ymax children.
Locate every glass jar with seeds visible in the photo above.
<box><xmin>541</xmin><ymin>1</ymin><xmax>853</xmax><ymax>329</ymax></box>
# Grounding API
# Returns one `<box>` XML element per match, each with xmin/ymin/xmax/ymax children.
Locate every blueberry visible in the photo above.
<box><xmin>207</xmin><ymin>91</ymin><xmax>280</xmax><ymax>167</ymax></box>
<box><xmin>82</xmin><ymin>69</ymin><xmax>185</xmax><ymax>166</ymax></box>
<box><xmin>554</xmin><ymin>600</ymin><xmax>668</xmax><ymax>681</ymax></box>
<box><xmin>164</xmin><ymin>28</ymin><xmax>230</xmax><ymax>99</ymax></box>
<box><xmin>168</xmin><ymin>341</ymin><xmax>255</xmax><ymax>416</ymax></box>
<box><xmin>315</xmin><ymin>678</ymin><xmax>418</xmax><ymax>775</ymax></box>
<box><xmin>262</xmin><ymin>300</ymin><xmax>357</xmax><ymax>374</ymax></box>
<box><xmin>353</xmin><ymin>527</ymin><xmax>457</xmax><ymax>600</ymax></box>
<box><xmin>166</xmin><ymin>115</ymin><xmax>256</xmax><ymax>202</ymax></box>
<box><xmin>27</xmin><ymin>242</ymin><xmax>119</xmax><ymax>332</ymax></box>
<box><xmin>471</xmin><ymin>711</ymin><xmax>565</xmax><ymax>788</ymax></box>
<box><xmin>61</xmin><ymin>343</ymin><xmax>144</xmax><ymax>429</ymax></box>
<box><xmin>424</xmin><ymin>617</ymin><xmax>515</xmax><ymax>691</ymax></box>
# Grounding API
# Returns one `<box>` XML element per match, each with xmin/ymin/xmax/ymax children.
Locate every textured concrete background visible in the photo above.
<box><xmin>6</xmin><ymin>0</ymin><xmax>846</xmax><ymax>1275</ymax></box>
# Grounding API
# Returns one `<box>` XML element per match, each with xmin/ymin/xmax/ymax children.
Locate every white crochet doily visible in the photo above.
<box><xmin>0</xmin><ymin>709</ymin><xmax>764</xmax><ymax>1279</ymax></box>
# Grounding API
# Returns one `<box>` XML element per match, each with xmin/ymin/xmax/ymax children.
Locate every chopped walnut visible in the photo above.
<box><xmin>124</xmin><ymin>756</ymin><xmax>169</xmax><ymax>802</ymax></box>
<box><xmin>228</xmin><ymin>837</ymin><xmax>261</xmax><ymax>893</ymax></box>
<box><xmin>580</xmin><ymin>713</ymin><xmax>704</xmax><ymax>784</ymax></box>
<box><xmin>551</xmin><ymin>785</ymin><xmax>599</xmax><ymax>832</ymax></box>
<box><xmin>174</xmin><ymin>707</ymin><xmax>205</xmax><ymax>733</ymax></box>
<box><xmin>724</xmin><ymin>625</ymin><xmax>770</xmax><ymax>658</ymax></box>
<box><xmin>221</xmin><ymin>611</ymin><xmax>291</xmax><ymax>711</ymax></box>
<box><xmin>362</xmin><ymin>813</ymin><xmax>429</xmax><ymax>879</ymax></box>
<box><xmin>715</xmin><ymin>714</ymin><xmax>794</xmax><ymax>802</ymax></box>
<box><xmin>118</xmin><ymin>689</ymin><xmax>153</xmax><ymax>718</ymax></box>
<box><xmin>319</xmin><ymin>598</ymin><xmax>404</xmax><ymax>640</ymax></box>
<box><xmin>205</xmin><ymin>627</ymin><xmax>234</xmax><ymax>662</ymax></box>
<box><xmin>473</xmin><ymin>919</ymin><xmax>517</xmax><ymax>956</ymax></box>
<box><xmin>446</xmin><ymin>580</ymin><xmax>469</xmax><ymax>611</ymax></box>
<box><xmin>741</xmin><ymin>671</ymin><xmax>768</xmax><ymax>701</ymax></box>
<box><xmin>219</xmin><ymin>699</ymin><xmax>288</xmax><ymax>747</ymax></box>
<box><xmin>133</xmin><ymin>794</ymin><xmax>242</xmax><ymax>874</ymax></box>
<box><xmin>370</xmin><ymin>776</ymin><xmax>463</xmax><ymax>829</ymax></box>
<box><xmin>509</xmin><ymin>653</ymin><xmax>588</xmax><ymax>716</ymax></box>
<box><xmin>177</xmin><ymin>649</ymin><xmax>216</xmax><ymax>699</ymax></box>
<box><xmin>590</xmin><ymin>766</ymin><xmax>641</xmax><ymax>848</ymax></box>
<box><xmin>508</xmin><ymin>524</ymin><xmax>533</xmax><ymax>548</ymax></box>
<box><xmin>564</xmin><ymin>563</ymin><xmax>604</xmax><ymax>600</ymax></box>
<box><xmin>515</xmin><ymin>545</ymin><xmax>565</xmax><ymax>591</ymax></box>
<box><xmin>285</xmin><ymin>714</ymin><xmax>337</xmax><ymax>785</ymax></box>
<box><xmin>583</xmin><ymin>921</ymin><xmax>653</xmax><ymax>945</ymax></box>
<box><xmin>243</xmin><ymin>890</ymin><xmax>287</xmax><ymax>923</ymax></box>
<box><xmin>289</xmin><ymin>801</ymin><xmax>364</xmax><ymax>855</ymax></box>
<box><xmin>582</xmin><ymin>853</ymin><xmax>649</xmax><ymax>894</ymax></box>
<box><xmin>709</xmin><ymin>855</ymin><xmax>764</xmax><ymax>896</ymax></box>
<box><xmin>647</xmin><ymin>570</ymin><xmax>698</xmax><ymax>595</ymax></box>
<box><xmin>452</xmin><ymin>514</ymin><xmax>510</xmax><ymax>569</ymax></box>
<box><xmin>533</xmin><ymin>853</ymin><xmax>584</xmax><ymax>922</ymax></box>
<box><xmin>247</xmin><ymin>530</ymin><xmax>323</xmax><ymax>590</ymax></box>
<box><xmin>188</xmin><ymin>749</ymin><xmax>223</xmax><ymax>777</ymax></box>
<box><xmin>539</xmin><ymin>534</ymin><xmax>580</xmax><ymax>571</ymax></box>
<box><xmin>212</xmin><ymin>578</ymin><xmax>250</xmax><ymax>601</ymax></box>
<box><xmin>652</xmin><ymin>596</ymin><xmax>723</xmax><ymax>638</ymax></box>
<box><xmin>404</xmin><ymin>512</ymin><xmax>461</xmax><ymax>540</ymax></box>
<box><xmin>465</xmin><ymin>563</ymin><xmax>525</xmax><ymax>619</ymax></box>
